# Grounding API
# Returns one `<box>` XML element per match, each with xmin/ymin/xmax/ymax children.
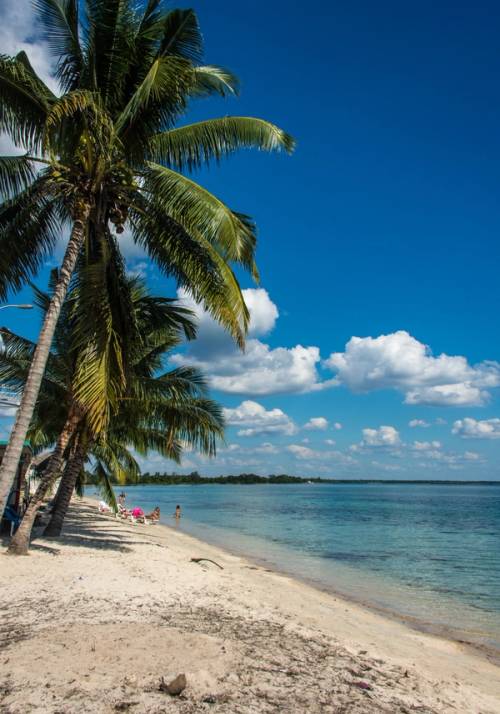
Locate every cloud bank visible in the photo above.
<box><xmin>326</xmin><ymin>331</ymin><xmax>500</xmax><ymax>406</ymax></box>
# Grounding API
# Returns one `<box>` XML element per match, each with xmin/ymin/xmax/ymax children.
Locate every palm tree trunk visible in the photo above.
<box><xmin>43</xmin><ymin>442</ymin><xmax>86</xmax><ymax>537</ymax></box>
<box><xmin>0</xmin><ymin>206</ymin><xmax>91</xmax><ymax>518</ymax></box>
<box><xmin>7</xmin><ymin>410</ymin><xmax>81</xmax><ymax>555</ymax></box>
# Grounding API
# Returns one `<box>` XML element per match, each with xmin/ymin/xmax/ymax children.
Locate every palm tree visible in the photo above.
<box><xmin>0</xmin><ymin>0</ymin><xmax>294</xmax><ymax>514</ymax></box>
<box><xmin>2</xmin><ymin>272</ymin><xmax>223</xmax><ymax>552</ymax></box>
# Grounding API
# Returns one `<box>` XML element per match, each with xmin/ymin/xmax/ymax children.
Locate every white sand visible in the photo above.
<box><xmin>1</xmin><ymin>498</ymin><xmax>499</xmax><ymax>713</ymax></box>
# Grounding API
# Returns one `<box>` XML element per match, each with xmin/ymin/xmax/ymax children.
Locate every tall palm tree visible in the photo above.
<box><xmin>0</xmin><ymin>0</ymin><xmax>294</xmax><ymax>514</ymax></box>
<box><xmin>2</xmin><ymin>272</ymin><xmax>223</xmax><ymax>552</ymax></box>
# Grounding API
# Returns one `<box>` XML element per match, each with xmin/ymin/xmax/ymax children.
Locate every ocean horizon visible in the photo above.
<box><xmin>101</xmin><ymin>481</ymin><xmax>500</xmax><ymax>655</ymax></box>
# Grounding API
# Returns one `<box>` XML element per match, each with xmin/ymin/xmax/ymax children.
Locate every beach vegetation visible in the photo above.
<box><xmin>1</xmin><ymin>272</ymin><xmax>224</xmax><ymax>553</ymax></box>
<box><xmin>0</xmin><ymin>0</ymin><xmax>294</xmax><ymax>515</ymax></box>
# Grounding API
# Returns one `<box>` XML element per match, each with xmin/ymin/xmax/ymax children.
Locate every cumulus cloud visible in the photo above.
<box><xmin>325</xmin><ymin>331</ymin><xmax>500</xmax><ymax>407</ymax></box>
<box><xmin>286</xmin><ymin>444</ymin><xmax>356</xmax><ymax>465</ymax></box>
<box><xmin>452</xmin><ymin>418</ymin><xmax>500</xmax><ymax>440</ymax></box>
<box><xmin>409</xmin><ymin>419</ymin><xmax>430</xmax><ymax>428</ymax></box>
<box><xmin>333</xmin><ymin>422</ymin><xmax>343</xmax><ymax>430</ymax></box>
<box><xmin>304</xmin><ymin>417</ymin><xmax>328</xmax><ymax>431</ymax></box>
<box><xmin>412</xmin><ymin>440</ymin><xmax>441</xmax><ymax>450</ymax></box>
<box><xmin>360</xmin><ymin>425</ymin><xmax>401</xmax><ymax>448</ymax></box>
<box><xmin>172</xmin><ymin>289</ymin><xmax>336</xmax><ymax>395</ymax></box>
<box><xmin>223</xmin><ymin>400</ymin><xmax>297</xmax><ymax>437</ymax></box>
<box><xmin>324</xmin><ymin>439</ymin><xmax>336</xmax><ymax>445</ymax></box>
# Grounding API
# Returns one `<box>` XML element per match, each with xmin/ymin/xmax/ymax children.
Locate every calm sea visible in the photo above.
<box><xmin>104</xmin><ymin>482</ymin><xmax>500</xmax><ymax>652</ymax></box>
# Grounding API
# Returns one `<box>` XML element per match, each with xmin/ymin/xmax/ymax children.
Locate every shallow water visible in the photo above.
<box><xmin>104</xmin><ymin>482</ymin><xmax>500</xmax><ymax>651</ymax></box>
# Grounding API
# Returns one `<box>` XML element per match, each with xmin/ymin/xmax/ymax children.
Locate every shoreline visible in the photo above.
<box><xmin>2</xmin><ymin>497</ymin><xmax>500</xmax><ymax>713</ymax></box>
<box><xmin>90</xmin><ymin>491</ymin><xmax>500</xmax><ymax>665</ymax></box>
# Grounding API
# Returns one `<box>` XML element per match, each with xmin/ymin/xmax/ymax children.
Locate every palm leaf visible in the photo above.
<box><xmin>149</xmin><ymin>116</ymin><xmax>295</xmax><ymax>171</ymax></box>
<box><xmin>158</xmin><ymin>8</ymin><xmax>203</xmax><ymax>62</ymax></box>
<box><xmin>0</xmin><ymin>54</ymin><xmax>54</xmax><ymax>150</ymax></box>
<box><xmin>33</xmin><ymin>0</ymin><xmax>84</xmax><ymax>91</ymax></box>
<box><xmin>0</xmin><ymin>155</ymin><xmax>37</xmax><ymax>199</ymax></box>
<box><xmin>191</xmin><ymin>65</ymin><xmax>240</xmax><ymax>97</ymax></box>
<box><xmin>142</xmin><ymin>162</ymin><xmax>258</xmax><ymax>273</ymax></box>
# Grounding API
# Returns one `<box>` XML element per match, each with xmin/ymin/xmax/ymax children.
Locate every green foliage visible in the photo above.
<box><xmin>0</xmin><ymin>273</ymin><xmax>225</xmax><ymax>501</ymax></box>
<box><xmin>0</xmin><ymin>0</ymin><xmax>294</xmax><ymax>353</ymax></box>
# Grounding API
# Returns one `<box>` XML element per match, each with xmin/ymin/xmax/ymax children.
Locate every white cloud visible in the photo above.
<box><xmin>286</xmin><ymin>444</ymin><xmax>316</xmax><ymax>459</ymax></box>
<box><xmin>371</xmin><ymin>461</ymin><xmax>404</xmax><ymax>473</ymax></box>
<box><xmin>304</xmin><ymin>417</ymin><xmax>328</xmax><ymax>431</ymax></box>
<box><xmin>333</xmin><ymin>422</ymin><xmax>343</xmax><ymax>430</ymax></box>
<box><xmin>324</xmin><ymin>438</ymin><xmax>336</xmax><ymax>445</ymax></box>
<box><xmin>412</xmin><ymin>440</ymin><xmax>441</xmax><ymax>451</ymax></box>
<box><xmin>325</xmin><ymin>331</ymin><xmax>500</xmax><ymax>407</ymax></box>
<box><xmin>126</xmin><ymin>261</ymin><xmax>149</xmax><ymax>278</ymax></box>
<box><xmin>254</xmin><ymin>442</ymin><xmax>280</xmax><ymax>454</ymax></box>
<box><xmin>0</xmin><ymin>406</ymin><xmax>17</xmax><ymax>418</ymax></box>
<box><xmin>223</xmin><ymin>400</ymin><xmax>297</xmax><ymax>437</ymax></box>
<box><xmin>0</xmin><ymin>0</ymin><xmax>59</xmax><ymax>155</ymax></box>
<box><xmin>172</xmin><ymin>289</ymin><xmax>337</xmax><ymax>395</ymax></box>
<box><xmin>1</xmin><ymin>0</ymin><xmax>57</xmax><ymax>90</ymax></box>
<box><xmin>360</xmin><ymin>425</ymin><xmax>401</xmax><ymax>448</ymax></box>
<box><xmin>409</xmin><ymin>419</ymin><xmax>430</xmax><ymax>428</ymax></box>
<box><xmin>286</xmin><ymin>444</ymin><xmax>356</xmax><ymax>465</ymax></box>
<box><xmin>452</xmin><ymin>418</ymin><xmax>500</xmax><ymax>440</ymax></box>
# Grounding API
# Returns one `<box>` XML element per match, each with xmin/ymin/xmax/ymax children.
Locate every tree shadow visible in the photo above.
<box><xmin>2</xmin><ymin>500</ymin><xmax>171</xmax><ymax>555</ymax></box>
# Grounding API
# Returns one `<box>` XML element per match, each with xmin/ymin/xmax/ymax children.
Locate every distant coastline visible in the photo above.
<box><xmin>85</xmin><ymin>470</ymin><xmax>500</xmax><ymax>486</ymax></box>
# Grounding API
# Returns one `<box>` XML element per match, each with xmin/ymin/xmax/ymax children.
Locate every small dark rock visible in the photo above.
<box><xmin>114</xmin><ymin>702</ymin><xmax>138</xmax><ymax>711</ymax></box>
<box><xmin>203</xmin><ymin>695</ymin><xmax>217</xmax><ymax>704</ymax></box>
<box><xmin>159</xmin><ymin>673</ymin><xmax>187</xmax><ymax>696</ymax></box>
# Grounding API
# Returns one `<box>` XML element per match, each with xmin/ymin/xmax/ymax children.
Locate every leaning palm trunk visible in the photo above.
<box><xmin>43</xmin><ymin>442</ymin><xmax>86</xmax><ymax>537</ymax></box>
<box><xmin>7</xmin><ymin>409</ymin><xmax>81</xmax><ymax>555</ymax></box>
<box><xmin>0</xmin><ymin>208</ymin><xmax>90</xmax><ymax>518</ymax></box>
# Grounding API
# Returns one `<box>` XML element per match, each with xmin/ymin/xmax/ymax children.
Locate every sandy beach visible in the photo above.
<box><xmin>1</xmin><ymin>498</ymin><xmax>500</xmax><ymax>714</ymax></box>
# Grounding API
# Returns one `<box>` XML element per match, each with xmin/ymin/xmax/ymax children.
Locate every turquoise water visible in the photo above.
<box><xmin>107</xmin><ymin>482</ymin><xmax>500</xmax><ymax>651</ymax></box>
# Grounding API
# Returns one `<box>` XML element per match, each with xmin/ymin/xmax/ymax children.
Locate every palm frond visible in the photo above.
<box><xmin>143</xmin><ymin>162</ymin><xmax>257</xmax><ymax>271</ymax></box>
<box><xmin>33</xmin><ymin>0</ymin><xmax>84</xmax><ymax>91</ymax></box>
<box><xmin>115</xmin><ymin>55</ymin><xmax>192</xmax><ymax>135</ymax></box>
<box><xmin>0</xmin><ymin>54</ymin><xmax>54</xmax><ymax>150</ymax></box>
<box><xmin>191</xmin><ymin>65</ymin><xmax>239</xmax><ymax>97</ymax></box>
<box><xmin>92</xmin><ymin>461</ymin><xmax>119</xmax><ymax>510</ymax></box>
<box><xmin>130</xmin><ymin>202</ymin><xmax>249</xmax><ymax>347</ymax></box>
<box><xmin>0</xmin><ymin>184</ymin><xmax>60</xmax><ymax>300</ymax></box>
<box><xmin>149</xmin><ymin>116</ymin><xmax>295</xmax><ymax>171</ymax></box>
<box><xmin>158</xmin><ymin>8</ymin><xmax>203</xmax><ymax>62</ymax></box>
<box><xmin>0</xmin><ymin>155</ymin><xmax>37</xmax><ymax>199</ymax></box>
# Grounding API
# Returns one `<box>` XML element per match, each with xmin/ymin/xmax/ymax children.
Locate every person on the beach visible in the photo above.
<box><xmin>145</xmin><ymin>507</ymin><xmax>160</xmax><ymax>522</ymax></box>
<box><xmin>174</xmin><ymin>504</ymin><xmax>181</xmax><ymax>519</ymax></box>
<box><xmin>118</xmin><ymin>492</ymin><xmax>126</xmax><ymax>507</ymax></box>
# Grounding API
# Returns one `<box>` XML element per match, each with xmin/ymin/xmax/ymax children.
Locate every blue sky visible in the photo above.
<box><xmin>1</xmin><ymin>0</ymin><xmax>500</xmax><ymax>479</ymax></box>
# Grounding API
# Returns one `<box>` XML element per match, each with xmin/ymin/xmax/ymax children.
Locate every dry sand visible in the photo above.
<box><xmin>1</xmin><ymin>498</ymin><xmax>499</xmax><ymax>713</ymax></box>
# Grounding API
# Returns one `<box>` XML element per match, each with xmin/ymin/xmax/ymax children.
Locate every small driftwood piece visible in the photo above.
<box><xmin>190</xmin><ymin>557</ymin><xmax>224</xmax><ymax>570</ymax></box>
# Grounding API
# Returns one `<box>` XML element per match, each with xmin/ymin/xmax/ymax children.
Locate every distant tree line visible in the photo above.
<box><xmin>84</xmin><ymin>470</ymin><xmax>323</xmax><ymax>485</ymax></box>
<box><xmin>83</xmin><ymin>471</ymin><xmax>500</xmax><ymax>486</ymax></box>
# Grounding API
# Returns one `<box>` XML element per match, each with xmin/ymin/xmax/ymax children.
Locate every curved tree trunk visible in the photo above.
<box><xmin>7</xmin><ymin>410</ymin><xmax>81</xmax><ymax>555</ymax></box>
<box><xmin>0</xmin><ymin>206</ymin><xmax>90</xmax><ymax>518</ymax></box>
<box><xmin>43</xmin><ymin>442</ymin><xmax>86</xmax><ymax>537</ymax></box>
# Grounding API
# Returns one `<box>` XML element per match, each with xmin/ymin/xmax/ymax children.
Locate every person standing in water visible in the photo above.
<box><xmin>174</xmin><ymin>504</ymin><xmax>181</xmax><ymax>519</ymax></box>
